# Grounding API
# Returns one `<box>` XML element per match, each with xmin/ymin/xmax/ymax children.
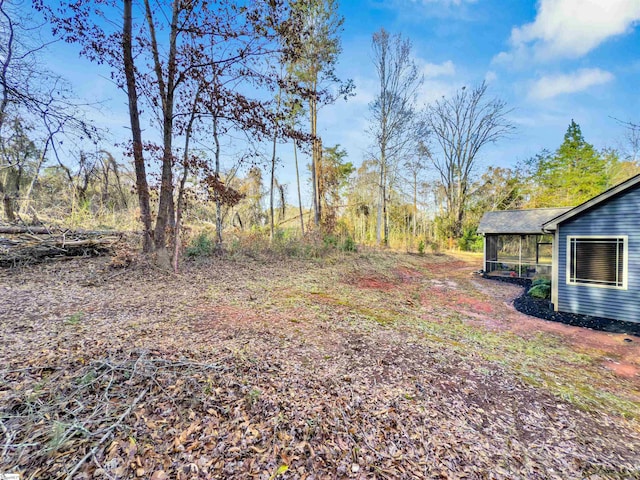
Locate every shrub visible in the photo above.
<box><xmin>341</xmin><ymin>236</ymin><xmax>357</xmax><ymax>252</ymax></box>
<box><xmin>273</xmin><ymin>228</ymin><xmax>287</xmax><ymax>243</ymax></box>
<box><xmin>418</xmin><ymin>240</ymin><xmax>425</xmax><ymax>255</ymax></box>
<box><xmin>458</xmin><ymin>228</ymin><xmax>483</xmax><ymax>252</ymax></box>
<box><xmin>185</xmin><ymin>232</ymin><xmax>215</xmax><ymax>257</ymax></box>
<box><xmin>323</xmin><ymin>234</ymin><xmax>338</xmax><ymax>248</ymax></box>
<box><xmin>528</xmin><ymin>279</ymin><xmax>551</xmax><ymax>299</ymax></box>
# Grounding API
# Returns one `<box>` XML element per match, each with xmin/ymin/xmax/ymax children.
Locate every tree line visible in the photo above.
<box><xmin>1</xmin><ymin>0</ymin><xmax>638</xmax><ymax>263</ymax></box>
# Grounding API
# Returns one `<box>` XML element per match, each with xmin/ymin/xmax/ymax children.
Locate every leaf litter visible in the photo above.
<box><xmin>1</xmin><ymin>250</ymin><xmax>640</xmax><ymax>479</ymax></box>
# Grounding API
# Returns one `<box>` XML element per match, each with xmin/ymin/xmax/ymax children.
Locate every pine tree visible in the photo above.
<box><xmin>533</xmin><ymin>120</ymin><xmax>611</xmax><ymax>206</ymax></box>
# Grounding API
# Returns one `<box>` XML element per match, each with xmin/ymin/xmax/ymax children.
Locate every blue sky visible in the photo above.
<box><xmin>36</xmin><ymin>0</ymin><xmax>640</xmax><ymax>204</ymax></box>
<box><xmin>322</xmin><ymin>0</ymin><xmax>640</xmax><ymax>171</ymax></box>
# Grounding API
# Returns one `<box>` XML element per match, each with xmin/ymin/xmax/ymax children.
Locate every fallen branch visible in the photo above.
<box><xmin>0</xmin><ymin>226</ymin><xmax>54</xmax><ymax>235</ymax></box>
<box><xmin>0</xmin><ymin>226</ymin><xmax>119</xmax><ymax>235</ymax></box>
<box><xmin>0</xmin><ymin>230</ymin><xmax>123</xmax><ymax>267</ymax></box>
<box><xmin>65</xmin><ymin>387</ymin><xmax>148</xmax><ymax>480</ymax></box>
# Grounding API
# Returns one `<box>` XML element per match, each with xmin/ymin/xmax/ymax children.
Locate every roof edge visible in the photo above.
<box><xmin>477</xmin><ymin>207</ymin><xmax>572</xmax><ymax>235</ymax></box>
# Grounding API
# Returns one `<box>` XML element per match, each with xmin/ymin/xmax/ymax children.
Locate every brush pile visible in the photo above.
<box><xmin>0</xmin><ymin>225</ymin><xmax>122</xmax><ymax>267</ymax></box>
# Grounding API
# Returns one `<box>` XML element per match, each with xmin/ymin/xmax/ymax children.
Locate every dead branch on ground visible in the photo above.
<box><xmin>0</xmin><ymin>226</ymin><xmax>123</xmax><ymax>267</ymax></box>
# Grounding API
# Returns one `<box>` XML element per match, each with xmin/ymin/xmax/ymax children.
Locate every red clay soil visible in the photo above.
<box><xmin>348</xmin><ymin>255</ymin><xmax>639</xmax><ymax>379</ymax></box>
<box><xmin>426</xmin><ymin>259</ymin><xmax>640</xmax><ymax>380</ymax></box>
<box><xmin>392</xmin><ymin>267</ymin><xmax>424</xmax><ymax>283</ymax></box>
<box><xmin>346</xmin><ymin>254</ymin><xmax>640</xmax><ymax>380</ymax></box>
<box><xmin>354</xmin><ymin>277</ymin><xmax>396</xmax><ymax>290</ymax></box>
<box><xmin>509</xmin><ymin>318</ymin><xmax>640</xmax><ymax>378</ymax></box>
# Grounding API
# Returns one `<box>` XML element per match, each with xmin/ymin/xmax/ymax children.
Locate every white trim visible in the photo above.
<box><xmin>482</xmin><ymin>233</ymin><xmax>487</xmax><ymax>272</ymax></box>
<box><xmin>552</xmin><ymin>229</ymin><xmax>559</xmax><ymax>309</ymax></box>
<box><xmin>565</xmin><ymin>235</ymin><xmax>628</xmax><ymax>290</ymax></box>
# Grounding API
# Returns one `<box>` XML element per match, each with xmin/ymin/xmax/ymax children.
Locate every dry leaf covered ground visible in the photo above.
<box><xmin>1</xmin><ymin>250</ymin><xmax>639</xmax><ymax>479</ymax></box>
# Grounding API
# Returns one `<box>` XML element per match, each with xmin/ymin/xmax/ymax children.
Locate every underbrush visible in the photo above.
<box><xmin>184</xmin><ymin>228</ymin><xmax>358</xmax><ymax>261</ymax></box>
<box><xmin>20</xmin><ymin>203</ymin><xmax>141</xmax><ymax>232</ymax></box>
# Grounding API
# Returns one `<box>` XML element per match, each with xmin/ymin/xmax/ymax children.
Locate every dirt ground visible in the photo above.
<box><xmin>1</xmin><ymin>250</ymin><xmax>639</xmax><ymax>479</ymax></box>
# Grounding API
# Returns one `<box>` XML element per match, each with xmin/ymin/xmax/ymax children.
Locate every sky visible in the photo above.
<box><xmin>32</xmin><ymin>0</ymin><xmax>640</xmax><ymax>205</ymax></box>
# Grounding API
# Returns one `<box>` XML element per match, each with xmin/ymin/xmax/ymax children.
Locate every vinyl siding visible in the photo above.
<box><xmin>557</xmin><ymin>186</ymin><xmax>640</xmax><ymax>323</ymax></box>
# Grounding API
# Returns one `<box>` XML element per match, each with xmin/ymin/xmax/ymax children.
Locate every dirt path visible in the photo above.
<box><xmin>427</xmin><ymin>259</ymin><xmax>640</xmax><ymax>379</ymax></box>
<box><xmin>1</xmin><ymin>251</ymin><xmax>639</xmax><ymax>479</ymax></box>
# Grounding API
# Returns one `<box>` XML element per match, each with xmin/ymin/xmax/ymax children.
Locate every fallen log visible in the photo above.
<box><xmin>0</xmin><ymin>225</ymin><xmax>119</xmax><ymax>235</ymax></box>
<box><xmin>0</xmin><ymin>228</ymin><xmax>124</xmax><ymax>267</ymax></box>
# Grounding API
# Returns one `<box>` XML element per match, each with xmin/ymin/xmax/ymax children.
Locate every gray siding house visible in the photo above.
<box><xmin>542</xmin><ymin>174</ymin><xmax>640</xmax><ymax>324</ymax></box>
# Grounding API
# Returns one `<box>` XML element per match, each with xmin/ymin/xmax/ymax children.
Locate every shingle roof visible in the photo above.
<box><xmin>477</xmin><ymin>207</ymin><xmax>573</xmax><ymax>235</ymax></box>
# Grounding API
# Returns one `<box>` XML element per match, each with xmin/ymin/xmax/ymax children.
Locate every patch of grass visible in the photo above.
<box><xmin>64</xmin><ymin>312</ymin><xmax>84</xmax><ymax>325</ymax></box>
<box><xmin>245</xmin><ymin>388</ymin><xmax>261</xmax><ymax>408</ymax></box>
<box><xmin>520</xmin><ymin>365</ymin><xmax>640</xmax><ymax>419</ymax></box>
<box><xmin>48</xmin><ymin>421</ymin><xmax>69</xmax><ymax>452</ymax></box>
<box><xmin>341</xmin><ymin>236</ymin><xmax>357</xmax><ymax>252</ymax></box>
<box><xmin>78</xmin><ymin>369</ymin><xmax>97</xmax><ymax>387</ymax></box>
<box><xmin>412</xmin><ymin>315</ymin><xmax>638</xmax><ymax>418</ymax></box>
<box><xmin>243</xmin><ymin>249</ymin><xmax>638</xmax><ymax>419</ymax></box>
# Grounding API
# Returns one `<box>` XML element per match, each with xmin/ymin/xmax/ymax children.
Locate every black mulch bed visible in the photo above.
<box><xmin>484</xmin><ymin>275</ymin><xmax>640</xmax><ymax>338</ymax></box>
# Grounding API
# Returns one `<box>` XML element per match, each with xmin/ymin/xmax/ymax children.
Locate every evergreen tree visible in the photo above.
<box><xmin>531</xmin><ymin>120</ymin><xmax>611</xmax><ymax>207</ymax></box>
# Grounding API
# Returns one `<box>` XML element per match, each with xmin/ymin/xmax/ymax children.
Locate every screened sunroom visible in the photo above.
<box><xmin>477</xmin><ymin>208</ymin><xmax>571</xmax><ymax>279</ymax></box>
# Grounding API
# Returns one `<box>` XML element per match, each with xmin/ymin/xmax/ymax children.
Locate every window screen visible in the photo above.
<box><xmin>568</xmin><ymin>237</ymin><xmax>625</xmax><ymax>287</ymax></box>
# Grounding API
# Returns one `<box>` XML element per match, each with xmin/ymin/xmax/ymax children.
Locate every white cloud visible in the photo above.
<box><xmin>484</xmin><ymin>70</ymin><xmax>498</xmax><ymax>83</ymax></box>
<box><xmin>497</xmin><ymin>0</ymin><xmax>640</xmax><ymax>63</ymax></box>
<box><xmin>349</xmin><ymin>76</ymin><xmax>377</xmax><ymax>106</ymax></box>
<box><xmin>414</xmin><ymin>59</ymin><xmax>459</xmax><ymax>104</ymax></box>
<box><xmin>528</xmin><ymin>68</ymin><xmax>614</xmax><ymax>100</ymax></box>
<box><xmin>417</xmin><ymin>79</ymin><xmax>463</xmax><ymax>105</ymax></box>
<box><xmin>421</xmin><ymin>60</ymin><xmax>456</xmax><ymax>78</ymax></box>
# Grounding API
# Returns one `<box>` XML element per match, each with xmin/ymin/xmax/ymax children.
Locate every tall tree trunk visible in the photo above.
<box><xmin>293</xmin><ymin>139</ymin><xmax>304</xmax><ymax>235</ymax></box>
<box><xmin>412</xmin><ymin>172</ymin><xmax>417</xmax><ymax>238</ymax></box>
<box><xmin>310</xmin><ymin>94</ymin><xmax>320</xmax><ymax>226</ymax></box>
<box><xmin>3</xmin><ymin>197</ymin><xmax>15</xmax><ymax>222</ymax></box>
<box><xmin>376</xmin><ymin>161</ymin><xmax>383</xmax><ymax>245</ymax></box>
<box><xmin>383</xmin><ymin>164</ymin><xmax>388</xmax><ymax>245</ymax></box>
<box><xmin>0</xmin><ymin>0</ymin><xmax>14</xmax><ymax>134</ymax></box>
<box><xmin>315</xmin><ymin>137</ymin><xmax>322</xmax><ymax>226</ymax></box>
<box><xmin>0</xmin><ymin>181</ymin><xmax>15</xmax><ymax>222</ymax></box>
<box><xmin>145</xmin><ymin>0</ymin><xmax>179</xmax><ymax>262</ymax></box>
<box><xmin>123</xmin><ymin>0</ymin><xmax>153</xmax><ymax>252</ymax></box>
<box><xmin>174</xmin><ymin>152</ymin><xmax>189</xmax><ymax>273</ymax></box>
<box><xmin>269</xmin><ymin>83</ymin><xmax>282</xmax><ymax>241</ymax></box>
<box><xmin>173</xmin><ymin>87</ymin><xmax>200</xmax><ymax>272</ymax></box>
<box><xmin>213</xmin><ymin>115</ymin><xmax>223</xmax><ymax>246</ymax></box>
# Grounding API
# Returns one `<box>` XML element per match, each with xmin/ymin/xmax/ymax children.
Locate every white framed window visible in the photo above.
<box><xmin>567</xmin><ymin>236</ymin><xmax>628</xmax><ymax>289</ymax></box>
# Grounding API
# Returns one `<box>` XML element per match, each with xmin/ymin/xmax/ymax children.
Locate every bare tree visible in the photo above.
<box><xmin>123</xmin><ymin>0</ymin><xmax>153</xmax><ymax>252</ymax></box>
<box><xmin>43</xmin><ymin>0</ymin><xmax>297</xmax><ymax>264</ymax></box>
<box><xmin>618</xmin><ymin>119</ymin><xmax>640</xmax><ymax>163</ymax></box>
<box><xmin>369</xmin><ymin>28</ymin><xmax>422</xmax><ymax>245</ymax></box>
<box><xmin>425</xmin><ymin>82</ymin><xmax>514</xmax><ymax>239</ymax></box>
<box><xmin>403</xmin><ymin>143</ymin><xmax>428</xmax><ymax>239</ymax></box>
<box><xmin>1</xmin><ymin>0</ymin><xmax>99</xmax><ymax>222</ymax></box>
